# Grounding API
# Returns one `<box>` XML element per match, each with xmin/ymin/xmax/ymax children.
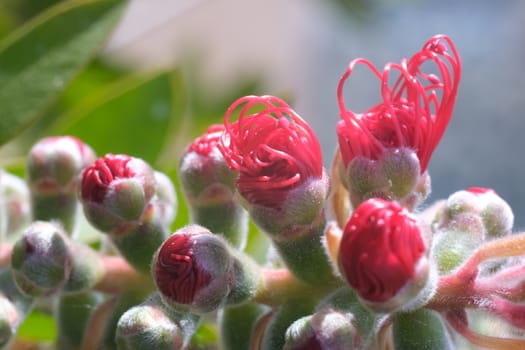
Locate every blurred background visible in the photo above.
<box><xmin>2</xmin><ymin>0</ymin><xmax>525</xmax><ymax>227</ymax></box>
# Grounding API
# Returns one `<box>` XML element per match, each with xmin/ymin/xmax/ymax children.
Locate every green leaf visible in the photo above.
<box><xmin>50</xmin><ymin>71</ymin><xmax>180</xmax><ymax>165</ymax></box>
<box><xmin>0</xmin><ymin>0</ymin><xmax>126</xmax><ymax>145</ymax></box>
<box><xmin>17</xmin><ymin>309</ymin><xmax>57</xmax><ymax>342</ymax></box>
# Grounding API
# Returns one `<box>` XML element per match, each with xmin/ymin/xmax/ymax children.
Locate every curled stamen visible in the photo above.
<box><xmin>336</xmin><ymin>35</ymin><xmax>461</xmax><ymax>172</ymax></box>
<box><xmin>218</xmin><ymin>95</ymin><xmax>323</xmax><ymax>207</ymax></box>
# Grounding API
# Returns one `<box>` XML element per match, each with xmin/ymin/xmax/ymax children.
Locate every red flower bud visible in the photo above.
<box><xmin>180</xmin><ymin>124</ymin><xmax>237</xmax><ymax>202</ymax></box>
<box><xmin>336</xmin><ymin>35</ymin><xmax>461</xmax><ymax>173</ymax></box>
<box><xmin>218</xmin><ymin>95</ymin><xmax>323</xmax><ymax>208</ymax></box>
<box><xmin>153</xmin><ymin>225</ymin><xmax>232</xmax><ymax>313</ymax></box>
<box><xmin>338</xmin><ymin>198</ymin><xmax>428</xmax><ymax>307</ymax></box>
<box><xmin>80</xmin><ymin>154</ymin><xmax>155</xmax><ymax>232</ymax></box>
<box><xmin>155</xmin><ymin>234</ymin><xmax>211</xmax><ymax>305</ymax></box>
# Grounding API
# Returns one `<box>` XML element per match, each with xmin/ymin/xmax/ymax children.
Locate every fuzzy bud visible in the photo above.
<box><xmin>27</xmin><ymin>136</ymin><xmax>95</xmax><ymax>196</ymax></box>
<box><xmin>153</xmin><ymin>225</ymin><xmax>234</xmax><ymax>313</ymax></box>
<box><xmin>179</xmin><ymin>124</ymin><xmax>237</xmax><ymax>204</ymax></box>
<box><xmin>0</xmin><ymin>171</ymin><xmax>30</xmax><ymax>236</ymax></box>
<box><xmin>115</xmin><ymin>303</ymin><xmax>184</xmax><ymax>350</ymax></box>
<box><xmin>218</xmin><ymin>95</ymin><xmax>327</xmax><ymax>237</ymax></box>
<box><xmin>150</xmin><ymin>171</ymin><xmax>177</xmax><ymax>228</ymax></box>
<box><xmin>436</xmin><ymin>187</ymin><xmax>513</xmax><ymax>238</ymax></box>
<box><xmin>80</xmin><ymin>154</ymin><xmax>156</xmax><ymax>233</ymax></box>
<box><xmin>338</xmin><ymin>198</ymin><xmax>433</xmax><ymax>312</ymax></box>
<box><xmin>180</xmin><ymin>125</ymin><xmax>248</xmax><ymax>248</ymax></box>
<box><xmin>284</xmin><ymin>309</ymin><xmax>360</xmax><ymax>350</ymax></box>
<box><xmin>10</xmin><ymin>221</ymin><xmax>71</xmax><ymax>296</ymax></box>
<box><xmin>27</xmin><ymin>136</ymin><xmax>95</xmax><ymax>231</ymax></box>
<box><xmin>0</xmin><ymin>296</ymin><xmax>18</xmax><ymax>347</ymax></box>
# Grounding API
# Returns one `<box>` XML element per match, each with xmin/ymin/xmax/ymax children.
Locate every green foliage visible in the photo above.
<box><xmin>50</xmin><ymin>72</ymin><xmax>178</xmax><ymax>165</ymax></box>
<box><xmin>17</xmin><ymin>310</ymin><xmax>57</xmax><ymax>342</ymax></box>
<box><xmin>0</xmin><ymin>0</ymin><xmax>126</xmax><ymax>145</ymax></box>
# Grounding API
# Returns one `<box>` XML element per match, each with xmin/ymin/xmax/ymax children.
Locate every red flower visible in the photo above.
<box><xmin>154</xmin><ymin>233</ymin><xmax>212</xmax><ymax>305</ymax></box>
<box><xmin>81</xmin><ymin>154</ymin><xmax>153</xmax><ymax>203</ymax></box>
<box><xmin>338</xmin><ymin>198</ymin><xmax>426</xmax><ymax>303</ymax></box>
<box><xmin>218</xmin><ymin>95</ymin><xmax>323</xmax><ymax>207</ymax></box>
<box><xmin>336</xmin><ymin>35</ymin><xmax>461</xmax><ymax>173</ymax></box>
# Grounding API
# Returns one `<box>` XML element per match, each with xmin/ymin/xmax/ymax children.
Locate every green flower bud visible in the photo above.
<box><xmin>283</xmin><ymin>308</ymin><xmax>360</xmax><ymax>350</ymax></box>
<box><xmin>151</xmin><ymin>171</ymin><xmax>177</xmax><ymax>228</ymax></box>
<box><xmin>27</xmin><ymin>136</ymin><xmax>96</xmax><ymax>232</ymax></box>
<box><xmin>0</xmin><ymin>295</ymin><xmax>18</xmax><ymax>347</ymax></box>
<box><xmin>0</xmin><ymin>171</ymin><xmax>30</xmax><ymax>237</ymax></box>
<box><xmin>11</xmin><ymin>221</ymin><xmax>72</xmax><ymax>296</ymax></box>
<box><xmin>436</xmin><ymin>188</ymin><xmax>513</xmax><ymax>239</ymax></box>
<box><xmin>115</xmin><ymin>304</ymin><xmax>184</xmax><ymax>350</ymax></box>
<box><xmin>179</xmin><ymin>125</ymin><xmax>237</xmax><ymax>204</ymax></box>
<box><xmin>62</xmin><ymin>243</ymin><xmax>105</xmax><ymax>293</ymax></box>
<box><xmin>27</xmin><ymin>136</ymin><xmax>96</xmax><ymax>196</ymax></box>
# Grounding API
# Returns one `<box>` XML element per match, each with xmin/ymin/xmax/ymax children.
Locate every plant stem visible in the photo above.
<box><xmin>253</xmin><ymin>268</ymin><xmax>341</xmax><ymax>307</ymax></box>
<box><xmin>94</xmin><ymin>255</ymin><xmax>153</xmax><ymax>294</ymax></box>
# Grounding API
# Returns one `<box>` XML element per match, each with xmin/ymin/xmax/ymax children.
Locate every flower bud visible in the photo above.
<box><xmin>150</xmin><ymin>171</ymin><xmax>177</xmax><ymax>228</ymax></box>
<box><xmin>80</xmin><ymin>154</ymin><xmax>156</xmax><ymax>233</ymax></box>
<box><xmin>62</xmin><ymin>242</ymin><xmax>105</xmax><ymax>293</ymax></box>
<box><xmin>218</xmin><ymin>95</ymin><xmax>326</xmax><ymax>236</ymax></box>
<box><xmin>153</xmin><ymin>225</ymin><xmax>233</xmax><ymax>313</ymax></box>
<box><xmin>179</xmin><ymin>124</ymin><xmax>237</xmax><ymax>204</ymax></box>
<box><xmin>115</xmin><ymin>303</ymin><xmax>184</xmax><ymax>350</ymax></box>
<box><xmin>0</xmin><ymin>295</ymin><xmax>18</xmax><ymax>347</ymax></box>
<box><xmin>11</xmin><ymin>221</ymin><xmax>72</xmax><ymax>296</ymax></box>
<box><xmin>338</xmin><ymin>198</ymin><xmax>432</xmax><ymax>312</ymax></box>
<box><xmin>337</xmin><ymin>35</ymin><xmax>460</xmax><ymax>174</ymax></box>
<box><xmin>437</xmin><ymin>187</ymin><xmax>513</xmax><ymax>238</ymax></box>
<box><xmin>180</xmin><ymin>125</ymin><xmax>248</xmax><ymax>248</ymax></box>
<box><xmin>283</xmin><ymin>309</ymin><xmax>360</xmax><ymax>350</ymax></box>
<box><xmin>27</xmin><ymin>136</ymin><xmax>96</xmax><ymax>195</ymax></box>
<box><xmin>466</xmin><ymin>188</ymin><xmax>513</xmax><ymax>238</ymax></box>
<box><xmin>0</xmin><ymin>171</ymin><xmax>30</xmax><ymax>236</ymax></box>
<box><xmin>27</xmin><ymin>136</ymin><xmax>95</xmax><ymax>231</ymax></box>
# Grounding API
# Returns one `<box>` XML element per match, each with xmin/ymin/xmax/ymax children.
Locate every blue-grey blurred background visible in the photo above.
<box><xmin>104</xmin><ymin>0</ymin><xmax>525</xmax><ymax>228</ymax></box>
